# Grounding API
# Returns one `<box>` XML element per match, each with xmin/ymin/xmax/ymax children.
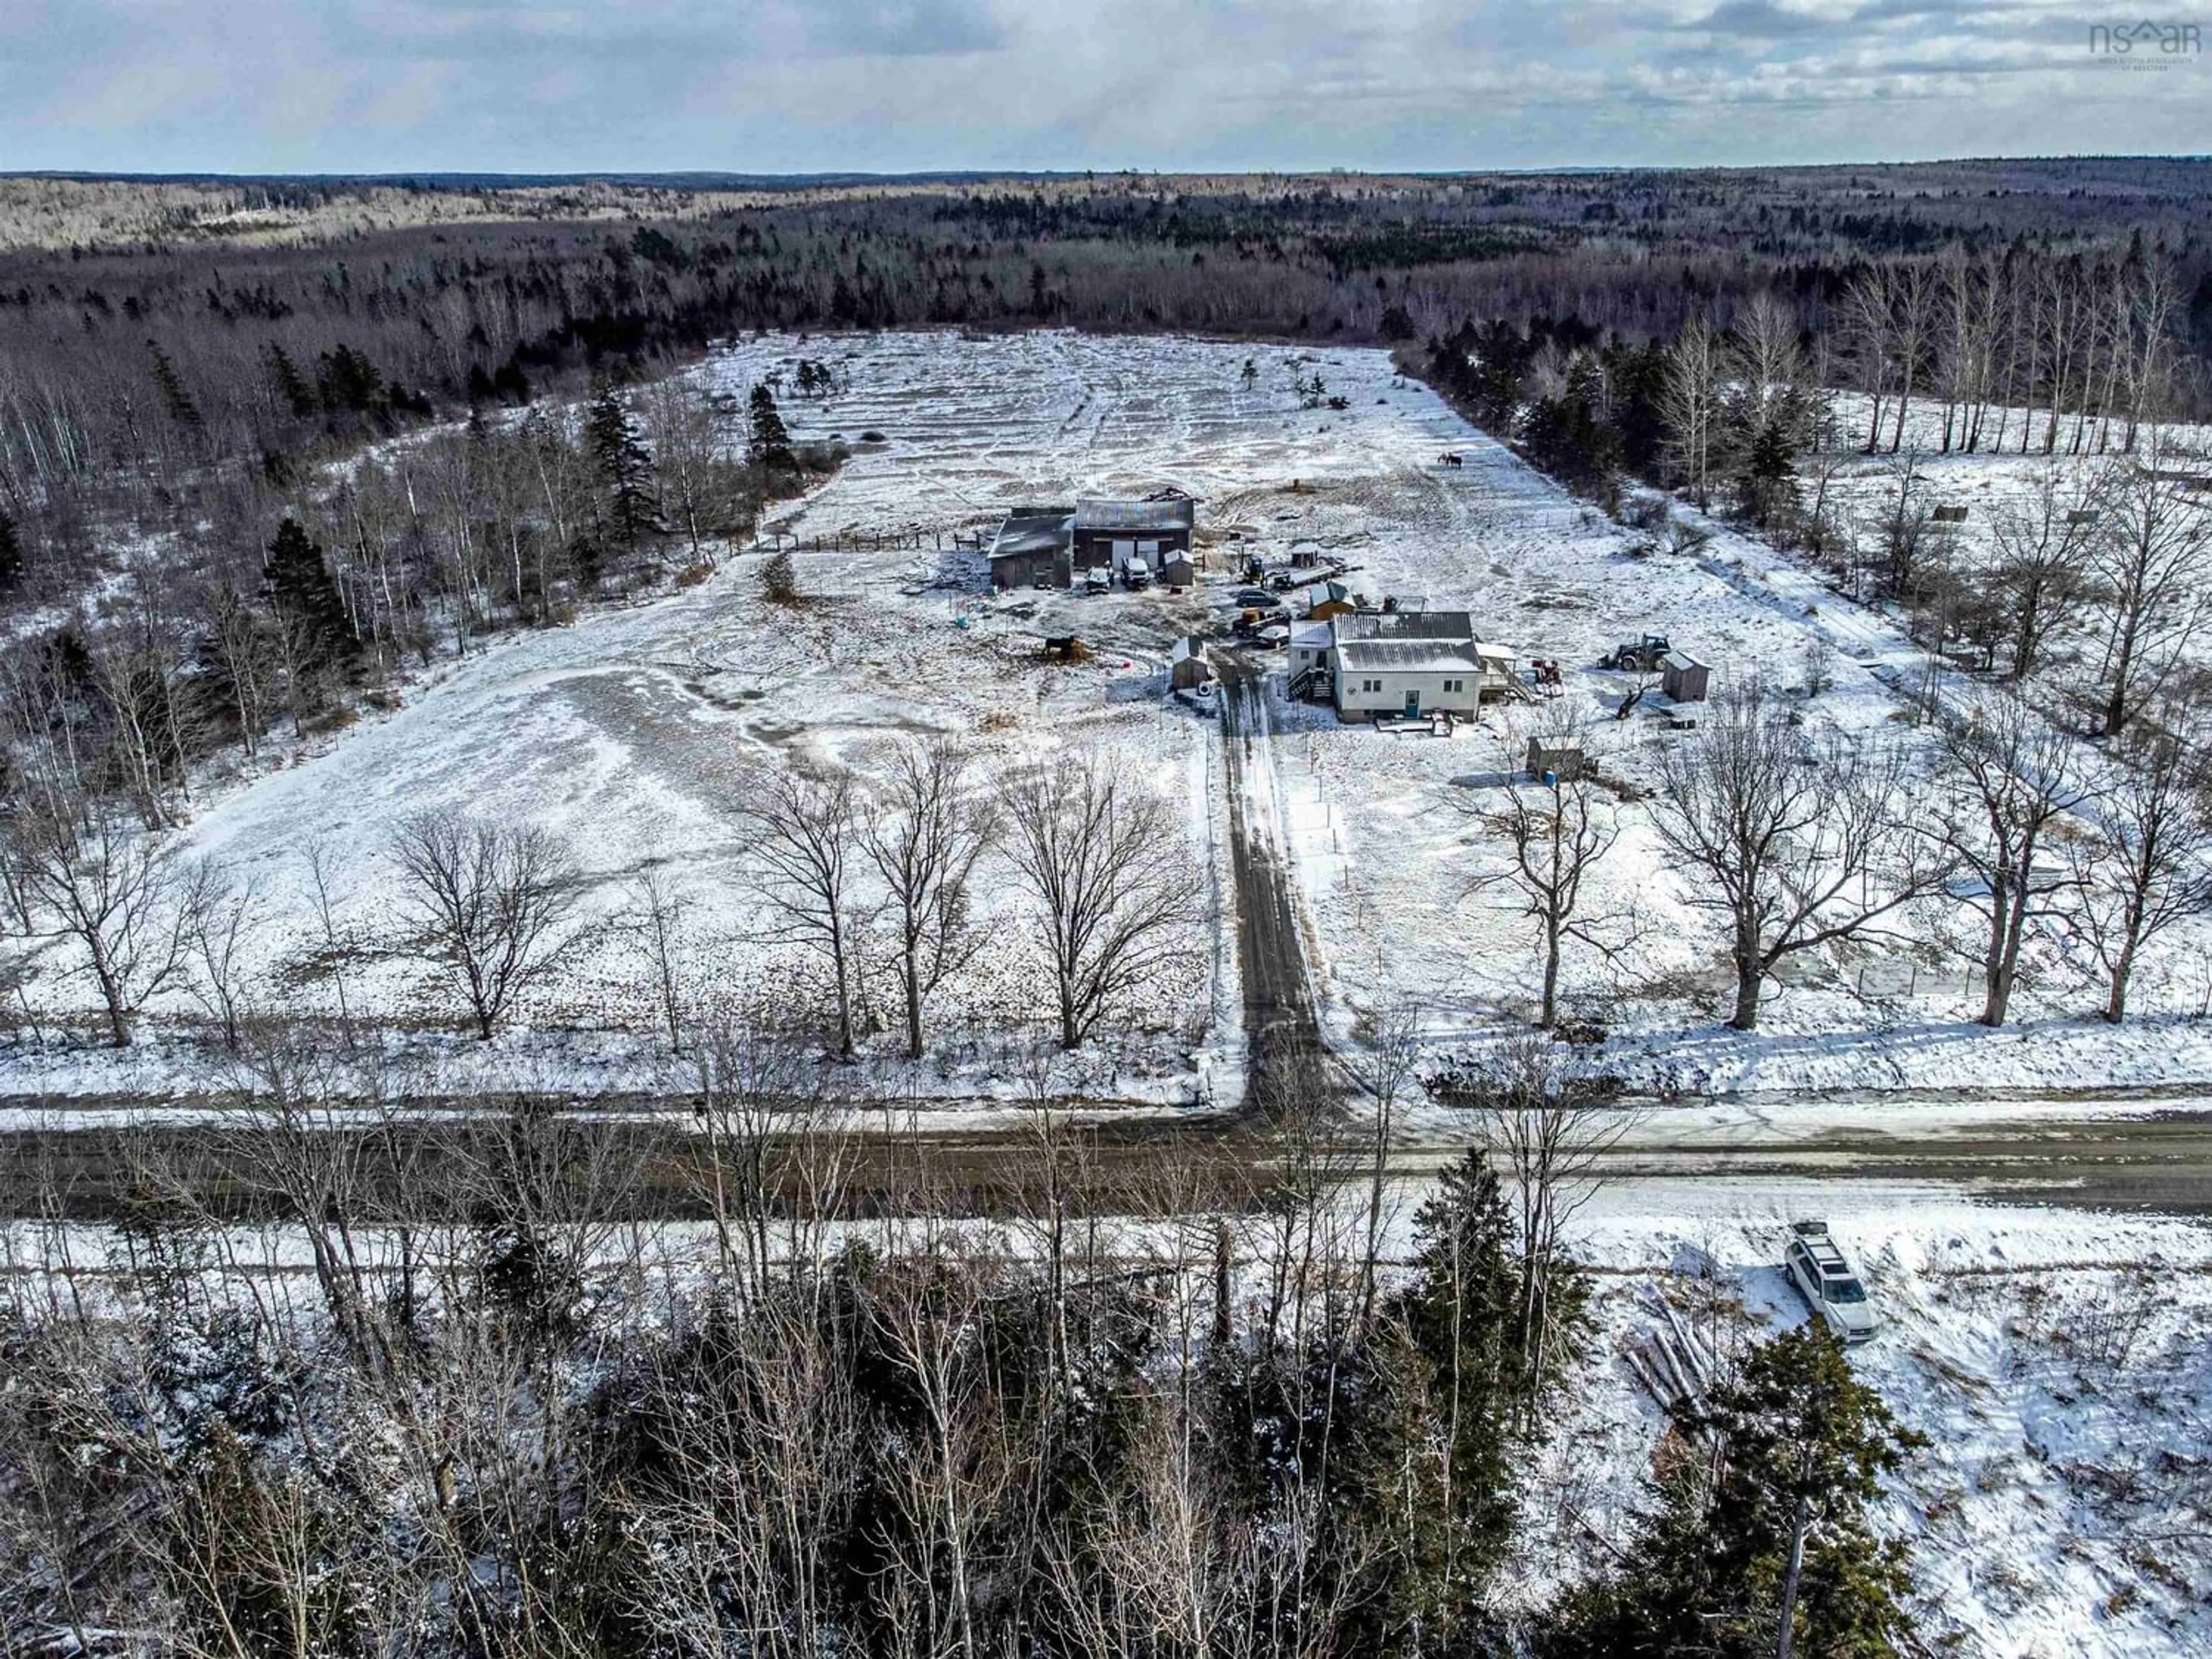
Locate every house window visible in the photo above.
<box><xmin>1363</xmin><ymin>679</ymin><xmax>1381</xmax><ymax>693</ymax></box>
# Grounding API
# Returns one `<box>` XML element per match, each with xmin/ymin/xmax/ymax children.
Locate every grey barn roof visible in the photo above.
<box><xmin>989</xmin><ymin>509</ymin><xmax>1075</xmax><ymax>560</ymax></box>
<box><xmin>1074</xmin><ymin>497</ymin><xmax>1196</xmax><ymax>533</ymax></box>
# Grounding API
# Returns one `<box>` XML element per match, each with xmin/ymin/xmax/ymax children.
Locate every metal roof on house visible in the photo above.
<box><xmin>1335</xmin><ymin>639</ymin><xmax>1486</xmax><ymax>675</ymax></box>
<box><xmin>1170</xmin><ymin>635</ymin><xmax>1207</xmax><ymax>664</ymax></box>
<box><xmin>1333</xmin><ymin>609</ymin><xmax>1477</xmax><ymax>643</ymax></box>
<box><xmin>1074</xmin><ymin>497</ymin><xmax>1196</xmax><ymax>532</ymax></box>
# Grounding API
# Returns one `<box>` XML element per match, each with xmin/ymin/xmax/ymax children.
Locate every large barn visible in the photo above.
<box><xmin>987</xmin><ymin>497</ymin><xmax>1196</xmax><ymax>589</ymax></box>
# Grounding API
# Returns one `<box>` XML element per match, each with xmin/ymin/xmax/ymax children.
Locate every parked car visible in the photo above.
<box><xmin>1254</xmin><ymin>622</ymin><xmax>1291</xmax><ymax>647</ymax></box>
<box><xmin>1232</xmin><ymin>588</ymin><xmax>1281</xmax><ymax>610</ymax></box>
<box><xmin>1783</xmin><ymin>1222</ymin><xmax>1878</xmax><ymax>1346</ymax></box>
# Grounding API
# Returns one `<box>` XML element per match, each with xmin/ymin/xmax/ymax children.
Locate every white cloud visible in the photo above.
<box><xmin>0</xmin><ymin>0</ymin><xmax>2202</xmax><ymax>172</ymax></box>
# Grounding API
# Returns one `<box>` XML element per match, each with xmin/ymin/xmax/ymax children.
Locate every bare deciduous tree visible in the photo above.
<box><xmin>10</xmin><ymin>805</ymin><xmax>195</xmax><ymax>1046</ymax></box>
<box><xmin>862</xmin><ymin>737</ymin><xmax>994</xmax><ymax>1060</ymax></box>
<box><xmin>747</xmin><ymin>766</ymin><xmax>866</xmax><ymax>1059</ymax></box>
<box><xmin>1660</xmin><ymin>316</ymin><xmax>1721</xmax><ymax>509</ymax></box>
<box><xmin>2072</xmin><ymin>728</ymin><xmax>2212</xmax><ymax>1024</ymax></box>
<box><xmin>179</xmin><ymin>858</ymin><xmax>262</xmax><ymax>1051</ymax></box>
<box><xmin>1000</xmin><ymin>755</ymin><xmax>1201</xmax><ymax>1051</ymax></box>
<box><xmin>639</xmin><ymin>377</ymin><xmax>752</xmax><ymax>565</ymax></box>
<box><xmin>630</xmin><ymin>867</ymin><xmax>690</xmax><ymax>1052</ymax></box>
<box><xmin>391</xmin><ymin>810</ymin><xmax>578</xmax><ymax>1039</ymax></box>
<box><xmin>2093</xmin><ymin>454</ymin><xmax>2212</xmax><ymax>736</ymax></box>
<box><xmin>1460</xmin><ymin>1033</ymin><xmax>1638</xmax><ymax>1422</ymax></box>
<box><xmin>1654</xmin><ymin>684</ymin><xmax>1947</xmax><ymax>1031</ymax></box>
<box><xmin>1987</xmin><ymin>463</ymin><xmax>2101</xmax><ymax>681</ymax></box>
<box><xmin>1936</xmin><ymin>690</ymin><xmax>2093</xmax><ymax>1028</ymax></box>
<box><xmin>1468</xmin><ymin>721</ymin><xmax>1626</xmax><ymax>1029</ymax></box>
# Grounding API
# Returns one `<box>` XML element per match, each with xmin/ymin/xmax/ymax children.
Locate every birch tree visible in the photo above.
<box><xmin>1660</xmin><ymin>316</ymin><xmax>1722</xmax><ymax>509</ymax></box>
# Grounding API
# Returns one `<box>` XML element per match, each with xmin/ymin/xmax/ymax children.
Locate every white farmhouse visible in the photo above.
<box><xmin>1295</xmin><ymin>610</ymin><xmax>1515</xmax><ymax>720</ymax></box>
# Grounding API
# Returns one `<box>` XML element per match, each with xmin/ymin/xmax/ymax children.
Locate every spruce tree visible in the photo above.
<box><xmin>1397</xmin><ymin>1148</ymin><xmax>1536</xmax><ymax>1576</ymax></box>
<box><xmin>266</xmin><ymin>344</ymin><xmax>319</xmax><ymax>419</ymax></box>
<box><xmin>1547</xmin><ymin>1323</ymin><xmax>1923</xmax><ymax>1659</ymax></box>
<box><xmin>147</xmin><ymin>340</ymin><xmax>202</xmax><ymax>430</ymax></box>
<box><xmin>747</xmin><ymin>382</ymin><xmax>797</xmax><ymax>474</ymax></box>
<box><xmin>0</xmin><ymin>511</ymin><xmax>23</xmax><ymax>593</ymax></box>
<box><xmin>263</xmin><ymin>518</ymin><xmax>357</xmax><ymax>671</ymax></box>
<box><xmin>586</xmin><ymin>387</ymin><xmax>661</xmax><ymax>552</ymax></box>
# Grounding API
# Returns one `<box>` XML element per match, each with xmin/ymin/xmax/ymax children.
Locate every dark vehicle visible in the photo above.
<box><xmin>1602</xmin><ymin>633</ymin><xmax>1672</xmax><ymax>672</ymax></box>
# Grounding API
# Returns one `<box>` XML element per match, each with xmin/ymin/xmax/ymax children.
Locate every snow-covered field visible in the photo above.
<box><xmin>5</xmin><ymin>333</ymin><xmax>2207</xmax><ymax>1651</ymax></box>
<box><xmin>12</xmin><ymin>328</ymin><xmax>2212</xmax><ymax>1106</ymax></box>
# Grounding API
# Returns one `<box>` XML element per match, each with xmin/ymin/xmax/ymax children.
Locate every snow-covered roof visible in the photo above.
<box><xmin>1170</xmin><ymin>635</ymin><xmax>1207</xmax><ymax>665</ymax></box>
<box><xmin>1335</xmin><ymin>639</ymin><xmax>1486</xmax><ymax>675</ymax></box>
<box><xmin>1334</xmin><ymin>609</ymin><xmax>1476</xmax><ymax>643</ymax></box>
<box><xmin>1290</xmin><ymin>620</ymin><xmax>1334</xmax><ymax>651</ymax></box>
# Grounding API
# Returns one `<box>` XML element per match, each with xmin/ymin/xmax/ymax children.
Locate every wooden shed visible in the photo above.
<box><xmin>1168</xmin><ymin>637</ymin><xmax>1213</xmax><ymax>690</ymax></box>
<box><xmin>1662</xmin><ymin>650</ymin><xmax>1711</xmax><ymax>703</ymax></box>
<box><xmin>1525</xmin><ymin>736</ymin><xmax>1588</xmax><ymax>783</ymax></box>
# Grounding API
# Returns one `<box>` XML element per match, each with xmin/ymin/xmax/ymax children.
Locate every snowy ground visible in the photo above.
<box><xmin>5</xmin><ymin>335</ymin><xmax>2207</xmax><ymax>1650</ymax></box>
<box><xmin>12</xmin><ymin>332</ymin><xmax>1306</xmax><ymax>1107</ymax></box>
<box><xmin>7</xmin><ymin>1176</ymin><xmax>2205</xmax><ymax>1654</ymax></box>
<box><xmin>1535</xmin><ymin>1183</ymin><xmax>2212</xmax><ymax>1658</ymax></box>
<box><xmin>10</xmin><ymin>329</ymin><xmax>2212</xmax><ymax>1111</ymax></box>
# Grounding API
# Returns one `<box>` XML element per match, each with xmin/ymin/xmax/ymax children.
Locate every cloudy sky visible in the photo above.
<box><xmin>5</xmin><ymin>0</ymin><xmax>2206</xmax><ymax>175</ymax></box>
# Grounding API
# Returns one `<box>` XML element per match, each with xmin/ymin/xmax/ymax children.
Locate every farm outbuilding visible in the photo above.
<box><xmin>1526</xmin><ymin>736</ymin><xmax>1589</xmax><ymax>782</ymax></box>
<box><xmin>987</xmin><ymin>509</ymin><xmax>1077</xmax><ymax>589</ymax></box>
<box><xmin>1168</xmin><ymin>637</ymin><xmax>1214</xmax><ymax>690</ymax></box>
<box><xmin>1661</xmin><ymin>651</ymin><xmax>1711</xmax><ymax>703</ymax></box>
<box><xmin>1301</xmin><ymin>580</ymin><xmax>1368</xmax><ymax>620</ymax></box>
<box><xmin>988</xmin><ymin>497</ymin><xmax>1198</xmax><ymax>590</ymax></box>
<box><xmin>1074</xmin><ymin>497</ymin><xmax>1196</xmax><ymax>579</ymax></box>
